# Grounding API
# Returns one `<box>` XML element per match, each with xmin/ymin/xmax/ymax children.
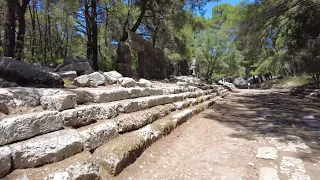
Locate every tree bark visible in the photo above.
<box><xmin>91</xmin><ymin>0</ymin><xmax>98</xmax><ymax>71</ymax></box>
<box><xmin>4</xmin><ymin>0</ymin><xmax>17</xmax><ymax>58</ymax></box>
<box><xmin>16</xmin><ymin>0</ymin><xmax>30</xmax><ymax>61</ymax></box>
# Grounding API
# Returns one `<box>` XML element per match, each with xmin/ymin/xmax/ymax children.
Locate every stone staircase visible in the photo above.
<box><xmin>0</xmin><ymin>84</ymin><xmax>230</xmax><ymax>179</ymax></box>
<box><xmin>290</xmin><ymin>83</ymin><xmax>320</xmax><ymax>103</ymax></box>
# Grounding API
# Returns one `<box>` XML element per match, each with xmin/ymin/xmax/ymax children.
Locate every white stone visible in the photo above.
<box><xmin>41</xmin><ymin>94</ymin><xmax>77</xmax><ymax>111</ymax></box>
<box><xmin>103</xmin><ymin>71</ymin><xmax>123</xmax><ymax>84</ymax></box>
<box><xmin>78</xmin><ymin>121</ymin><xmax>118</xmax><ymax>150</ymax></box>
<box><xmin>55</xmin><ymin>71</ymin><xmax>77</xmax><ymax>80</ymax></box>
<box><xmin>259</xmin><ymin>167</ymin><xmax>279</xmax><ymax>180</ymax></box>
<box><xmin>137</xmin><ymin>78</ymin><xmax>152</xmax><ymax>87</ymax></box>
<box><xmin>10</xmin><ymin>129</ymin><xmax>83</xmax><ymax>169</ymax></box>
<box><xmin>256</xmin><ymin>147</ymin><xmax>278</xmax><ymax>160</ymax></box>
<box><xmin>87</xmin><ymin>72</ymin><xmax>106</xmax><ymax>87</ymax></box>
<box><xmin>172</xmin><ymin>109</ymin><xmax>194</xmax><ymax>124</ymax></box>
<box><xmin>0</xmin><ymin>111</ymin><xmax>63</xmax><ymax>146</ymax></box>
<box><xmin>0</xmin><ymin>146</ymin><xmax>12</xmax><ymax>178</ymax></box>
<box><xmin>136</xmin><ymin>125</ymin><xmax>161</xmax><ymax>142</ymax></box>
<box><xmin>72</xmin><ymin>75</ymin><xmax>90</xmax><ymax>87</ymax></box>
<box><xmin>46</xmin><ymin>162</ymin><xmax>100</xmax><ymax>180</ymax></box>
<box><xmin>177</xmin><ymin>81</ymin><xmax>188</xmax><ymax>86</ymax></box>
<box><xmin>280</xmin><ymin>157</ymin><xmax>310</xmax><ymax>180</ymax></box>
<box><xmin>119</xmin><ymin>77</ymin><xmax>137</xmax><ymax>87</ymax></box>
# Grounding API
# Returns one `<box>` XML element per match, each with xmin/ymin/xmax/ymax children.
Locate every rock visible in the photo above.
<box><xmin>0</xmin><ymin>111</ymin><xmax>63</xmax><ymax>146</ymax></box>
<box><xmin>54</xmin><ymin>56</ymin><xmax>93</xmax><ymax>76</ymax></box>
<box><xmin>119</xmin><ymin>77</ymin><xmax>136</xmax><ymax>87</ymax></box>
<box><xmin>233</xmin><ymin>77</ymin><xmax>247</xmax><ymax>86</ymax></box>
<box><xmin>78</xmin><ymin>120</ymin><xmax>119</xmax><ymax>150</ymax></box>
<box><xmin>0</xmin><ymin>101</ymin><xmax>9</xmax><ymax>115</ymax></box>
<box><xmin>177</xmin><ymin>81</ymin><xmax>188</xmax><ymax>86</ymax></box>
<box><xmin>10</xmin><ymin>129</ymin><xmax>83</xmax><ymax>168</ymax></box>
<box><xmin>0</xmin><ymin>77</ymin><xmax>18</xmax><ymax>87</ymax></box>
<box><xmin>259</xmin><ymin>167</ymin><xmax>279</xmax><ymax>180</ymax></box>
<box><xmin>87</xmin><ymin>72</ymin><xmax>106</xmax><ymax>87</ymax></box>
<box><xmin>256</xmin><ymin>147</ymin><xmax>278</xmax><ymax>160</ymax></box>
<box><xmin>0</xmin><ymin>57</ymin><xmax>64</xmax><ymax>88</ymax></box>
<box><xmin>72</xmin><ymin>75</ymin><xmax>90</xmax><ymax>87</ymax></box>
<box><xmin>103</xmin><ymin>71</ymin><xmax>123</xmax><ymax>84</ymax></box>
<box><xmin>135</xmin><ymin>125</ymin><xmax>161</xmax><ymax>143</ymax></box>
<box><xmin>55</xmin><ymin>71</ymin><xmax>77</xmax><ymax>80</ymax></box>
<box><xmin>41</xmin><ymin>94</ymin><xmax>77</xmax><ymax>111</ymax></box>
<box><xmin>0</xmin><ymin>146</ymin><xmax>12</xmax><ymax>178</ymax></box>
<box><xmin>137</xmin><ymin>78</ymin><xmax>152</xmax><ymax>87</ymax></box>
<box><xmin>46</xmin><ymin>162</ymin><xmax>100</xmax><ymax>180</ymax></box>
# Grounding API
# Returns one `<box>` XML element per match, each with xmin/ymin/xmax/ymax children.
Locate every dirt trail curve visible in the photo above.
<box><xmin>111</xmin><ymin>89</ymin><xmax>320</xmax><ymax>180</ymax></box>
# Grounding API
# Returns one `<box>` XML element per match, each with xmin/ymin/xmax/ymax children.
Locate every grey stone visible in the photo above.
<box><xmin>137</xmin><ymin>78</ymin><xmax>152</xmax><ymax>87</ymax></box>
<box><xmin>103</xmin><ymin>71</ymin><xmax>123</xmax><ymax>84</ymax></box>
<box><xmin>78</xmin><ymin>120</ymin><xmax>119</xmax><ymax>150</ymax></box>
<box><xmin>9</xmin><ymin>88</ymin><xmax>41</xmax><ymax>107</ymax></box>
<box><xmin>172</xmin><ymin>109</ymin><xmax>194</xmax><ymax>124</ymax></box>
<box><xmin>0</xmin><ymin>101</ymin><xmax>9</xmax><ymax>115</ymax></box>
<box><xmin>87</xmin><ymin>72</ymin><xmax>106</xmax><ymax>87</ymax></box>
<box><xmin>61</xmin><ymin>103</ymin><xmax>118</xmax><ymax>128</ymax></box>
<box><xmin>41</xmin><ymin>94</ymin><xmax>77</xmax><ymax>111</ymax></box>
<box><xmin>177</xmin><ymin>81</ymin><xmax>188</xmax><ymax>86</ymax></box>
<box><xmin>0</xmin><ymin>146</ymin><xmax>12</xmax><ymax>178</ymax></box>
<box><xmin>256</xmin><ymin>147</ymin><xmax>278</xmax><ymax>160</ymax></box>
<box><xmin>10</xmin><ymin>129</ymin><xmax>83</xmax><ymax>169</ymax></box>
<box><xmin>55</xmin><ymin>71</ymin><xmax>77</xmax><ymax>80</ymax></box>
<box><xmin>119</xmin><ymin>77</ymin><xmax>136</xmax><ymax>87</ymax></box>
<box><xmin>233</xmin><ymin>77</ymin><xmax>247</xmax><ymax>86</ymax></box>
<box><xmin>55</xmin><ymin>56</ymin><xmax>93</xmax><ymax>75</ymax></box>
<box><xmin>72</xmin><ymin>75</ymin><xmax>90</xmax><ymax>87</ymax></box>
<box><xmin>259</xmin><ymin>167</ymin><xmax>279</xmax><ymax>180</ymax></box>
<box><xmin>46</xmin><ymin>162</ymin><xmax>100</xmax><ymax>180</ymax></box>
<box><xmin>0</xmin><ymin>111</ymin><xmax>63</xmax><ymax>146</ymax></box>
<box><xmin>0</xmin><ymin>57</ymin><xmax>64</xmax><ymax>88</ymax></box>
<box><xmin>280</xmin><ymin>157</ymin><xmax>310</xmax><ymax>180</ymax></box>
<box><xmin>135</xmin><ymin>125</ymin><xmax>161</xmax><ymax>142</ymax></box>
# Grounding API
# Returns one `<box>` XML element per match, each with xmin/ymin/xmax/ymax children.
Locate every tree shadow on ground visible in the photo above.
<box><xmin>202</xmin><ymin>90</ymin><xmax>320</xmax><ymax>163</ymax></box>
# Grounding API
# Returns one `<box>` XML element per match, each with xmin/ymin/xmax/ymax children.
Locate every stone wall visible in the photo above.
<box><xmin>116</xmin><ymin>31</ymin><xmax>167</xmax><ymax>79</ymax></box>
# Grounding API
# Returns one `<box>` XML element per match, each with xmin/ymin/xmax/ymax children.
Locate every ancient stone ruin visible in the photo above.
<box><xmin>116</xmin><ymin>31</ymin><xmax>168</xmax><ymax>79</ymax></box>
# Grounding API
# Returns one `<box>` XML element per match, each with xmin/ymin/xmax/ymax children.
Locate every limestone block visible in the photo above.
<box><xmin>0</xmin><ymin>111</ymin><xmax>63</xmax><ymax>146</ymax></box>
<box><xmin>0</xmin><ymin>146</ymin><xmax>12</xmax><ymax>178</ymax></box>
<box><xmin>41</xmin><ymin>94</ymin><xmax>77</xmax><ymax>111</ymax></box>
<box><xmin>10</xmin><ymin>129</ymin><xmax>83</xmax><ymax>169</ymax></box>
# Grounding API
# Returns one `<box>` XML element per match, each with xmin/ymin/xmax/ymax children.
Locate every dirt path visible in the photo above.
<box><xmin>114</xmin><ymin>89</ymin><xmax>320</xmax><ymax>180</ymax></box>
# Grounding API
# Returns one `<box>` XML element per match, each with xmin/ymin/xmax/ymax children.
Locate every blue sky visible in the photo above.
<box><xmin>201</xmin><ymin>0</ymin><xmax>243</xmax><ymax>18</ymax></box>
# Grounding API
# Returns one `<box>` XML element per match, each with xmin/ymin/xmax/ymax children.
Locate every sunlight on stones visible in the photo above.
<box><xmin>256</xmin><ymin>147</ymin><xmax>278</xmax><ymax>160</ymax></box>
<box><xmin>280</xmin><ymin>157</ymin><xmax>311</xmax><ymax>180</ymax></box>
<box><xmin>259</xmin><ymin>167</ymin><xmax>279</xmax><ymax>180</ymax></box>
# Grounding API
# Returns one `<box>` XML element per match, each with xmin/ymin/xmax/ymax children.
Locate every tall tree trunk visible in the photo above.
<box><xmin>16</xmin><ymin>0</ymin><xmax>30</xmax><ymax>61</ymax></box>
<box><xmin>4</xmin><ymin>0</ymin><xmax>17</xmax><ymax>58</ymax></box>
<box><xmin>28</xmin><ymin>1</ymin><xmax>36</xmax><ymax>59</ymax></box>
<box><xmin>91</xmin><ymin>0</ymin><xmax>98</xmax><ymax>71</ymax></box>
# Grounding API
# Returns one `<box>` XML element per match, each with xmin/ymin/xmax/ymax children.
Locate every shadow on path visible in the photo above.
<box><xmin>203</xmin><ymin>89</ymin><xmax>320</xmax><ymax>163</ymax></box>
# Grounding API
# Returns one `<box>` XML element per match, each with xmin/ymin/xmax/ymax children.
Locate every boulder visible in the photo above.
<box><xmin>72</xmin><ymin>75</ymin><xmax>90</xmax><ymax>87</ymax></box>
<box><xmin>0</xmin><ymin>146</ymin><xmax>12</xmax><ymax>178</ymax></box>
<box><xmin>41</xmin><ymin>94</ymin><xmax>77</xmax><ymax>111</ymax></box>
<box><xmin>119</xmin><ymin>77</ymin><xmax>136</xmax><ymax>87</ymax></box>
<box><xmin>54</xmin><ymin>56</ymin><xmax>93</xmax><ymax>76</ymax></box>
<box><xmin>0</xmin><ymin>57</ymin><xmax>64</xmax><ymax>88</ymax></box>
<box><xmin>137</xmin><ymin>78</ymin><xmax>152</xmax><ymax>87</ymax></box>
<box><xmin>233</xmin><ymin>77</ymin><xmax>247</xmax><ymax>86</ymax></box>
<box><xmin>103</xmin><ymin>71</ymin><xmax>123</xmax><ymax>84</ymax></box>
<box><xmin>55</xmin><ymin>71</ymin><xmax>77</xmax><ymax>80</ymax></box>
<box><xmin>87</xmin><ymin>72</ymin><xmax>106</xmax><ymax>87</ymax></box>
<box><xmin>0</xmin><ymin>101</ymin><xmax>9</xmax><ymax>115</ymax></box>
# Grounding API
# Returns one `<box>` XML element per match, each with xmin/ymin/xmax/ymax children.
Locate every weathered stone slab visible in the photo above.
<box><xmin>103</xmin><ymin>71</ymin><xmax>123</xmax><ymax>84</ymax></box>
<box><xmin>280</xmin><ymin>157</ymin><xmax>310</xmax><ymax>180</ymax></box>
<box><xmin>93</xmin><ymin>133</ymin><xmax>145</xmax><ymax>176</ymax></box>
<box><xmin>256</xmin><ymin>147</ymin><xmax>278</xmax><ymax>160</ymax></box>
<box><xmin>173</xmin><ymin>101</ymin><xmax>191</xmax><ymax>110</ymax></box>
<box><xmin>61</xmin><ymin>103</ymin><xmax>118</xmax><ymax>128</ymax></box>
<box><xmin>6</xmin><ymin>151</ymin><xmax>99</xmax><ymax>180</ymax></box>
<box><xmin>0</xmin><ymin>111</ymin><xmax>63</xmax><ymax>146</ymax></box>
<box><xmin>119</xmin><ymin>77</ymin><xmax>137</xmax><ymax>88</ymax></box>
<box><xmin>72</xmin><ymin>75</ymin><xmax>90</xmax><ymax>87</ymax></box>
<box><xmin>0</xmin><ymin>146</ymin><xmax>12</xmax><ymax>178</ymax></box>
<box><xmin>78</xmin><ymin>120</ymin><xmax>119</xmax><ymax>150</ymax></box>
<box><xmin>55</xmin><ymin>71</ymin><xmax>77</xmax><ymax>80</ymax></box>
<box><xmin>151</xmin><ymin>117</ymin><xmax>176</xmax><ymax>136</ymax></box>
<box><xmin>116</xmin><ymin>105</ymin><xmax>170</xmax><ymax>133</ymax></box>
<box><xmin>259</xmin><ymin>167</ymin><xmax>279</xmax><ymax>180</ymax></box>
<box><xmin>10</xmin><ymin>129</ymin><xmax>83</xmax><ymax>169</ymax></box>
<box><xmin>41</xmin><ymin>94</ymin><xmax>77</xmax><ymax>111</ymax></box>
<box><xmin>172</xmin><ymin>109</ymin><xmax>194</xmax><ymax>125</ymax></box>
<box><xmin>135</xmin><ymin>125</ymin><xmax>161</xmax><ymax>143</ymax></box>
<box><xmin>137</xmin><ymin>78</ymin><xmax>152</xmax><ymax>88</ymax></box>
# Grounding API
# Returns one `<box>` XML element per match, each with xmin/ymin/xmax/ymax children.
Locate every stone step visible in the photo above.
<box><xmin>0</xmin><ymin>92</ymin><xmax>226</xmax><ymax>179</ymax></box>
<box><xmin>4</xmin><ymin>151</ymin><xmax>100</xmax><ymax>180</ymax></box>
<box><xmin>94</xmin><ymin>97</ymin><xmax>221</xmax><ymax>177</ymax></box>
<box><xmin>0</xmin><ymin>91</ymin><xmax>227</xmax><ymax>178</ymax></box>
<box><xmin>0</xmin><ymin>86</ymin><xmax>200</xmax><ymax>109</ymax></box>
<box><xmin>0</xmin><ymin>89</ymin><xmax>216</xmax><ymax>146</ymax></box>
